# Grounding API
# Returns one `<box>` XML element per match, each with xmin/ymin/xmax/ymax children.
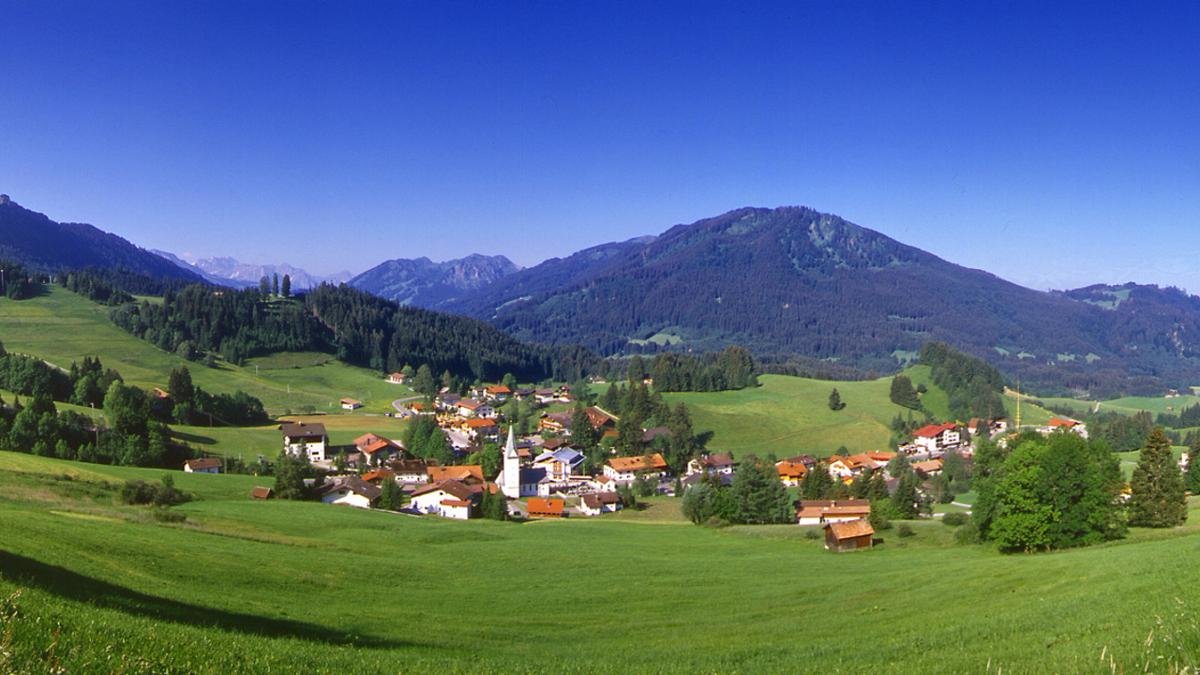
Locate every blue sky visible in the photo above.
<box><xmin>1</xmin><ymin>1</ymin><xmax>1198</xmax><ymax>290</ymax></box>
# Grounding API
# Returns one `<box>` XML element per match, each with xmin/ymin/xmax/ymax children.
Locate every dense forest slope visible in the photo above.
<box><xmin>0</xmin><ymin>196</ymin><xmax>202</xmax><ymax>282</ymax></box>
<box><xmin>446</xmin><ymin>207</ymin><xmax>1200</xmax><ymax>396</ymax></box>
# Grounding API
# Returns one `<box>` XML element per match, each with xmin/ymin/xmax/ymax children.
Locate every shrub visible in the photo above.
<box><xmin>803</xmin><ymin>528</ymin><xmax>821</xmax><ymax>540</ymax></box>
<box><xmin>702</xmin><ymin>516</ymin><xmax>729</xmax><ymax>528</ymax></box>
<box><xmin>151</xmin><ymin>507</ymin><xmax>187</xmax><ymax>523</ymax></box>
<box><xmin>942</xmin><ymin>512</ymin><xmax>969</xmax><ymax>527</ymax></box>
<box><xmin>954</xmin><ymin>519</ymin><xmax>981</xmax><ymax>545</ymax></box>
<box><xmin>897</xmin><ymin>523</ymin><xmax>916</xmax><ymax>538</ymax></box>
<box><xmin>120</xmin><ymin>476</ymin><xmax>191</xmax><ymax>507</ymax></box>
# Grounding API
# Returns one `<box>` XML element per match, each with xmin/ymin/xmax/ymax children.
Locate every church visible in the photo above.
<box><xmin>496</xmin><ymin>426</ymin><xmax>549</xmax><ymax>499</ymax></box>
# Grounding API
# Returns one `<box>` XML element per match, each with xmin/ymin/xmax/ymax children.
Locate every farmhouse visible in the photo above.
<box><xmin>183</xmin><ymin>457</ymin><xmax>222</xmax><ymax>474</ymax></box>
<box><xmin>319</xmin><ymin>476</ymin><xmax>381</xmax><ymax>509</ymax></box>
<box><xmin>796</xmin><ymin>499</ymin><xmax>872</xmax><ymax>526</ymax></box>
<box><xmin>538</xmin><ymin>411</ymin><xmax>573</xmax><ymax>434</ymax></box>
<box><xmin>912</xmin><ymin>459</ymin><xmax>944</xmax><ymax>477</ymax></box>
<box><xmin>687</xmin><ymin>452</ymin><xmax>737</xmax><ymax>477</ymax></box>
<box><xmin>427</xmin><ymin>465</ymin><xmax>485</xmax><ymax>485</ymax></box>
<box><xmin>410</xmin><ymin>480</ymin><xmax>477</xmax><ymax>519</ymax></box>
<box><xmin>775</xmin><ymin>460</ymin><xmax>808</xmax><ymax>486</ymax></box>
<box><xmin>578</xmin><ymin>492</ymin><xmax>622</xmax><ymax>516</ymax></box>
<box><xmin>386</xmin><ymin>372</ymin><xmax>407</xmax><ymax>384</ymax></box>
<box><xmin>911</xmin><ymin>422</ymin><xmax>961</xmax><ymax>455</ymax></box>
<box><xmin>281</xmin><ymin>421</ymin><xmax>328</xmax><ymax>462</ymax></box>
<box><xmin>390</xmin><ymin>458</ymin><xmax>431</xmax><ymax>484</ymax></box>
<box><xmin>1044</xmin><ymin>417</ymin><xmax>1088</xmax><ymax>438</ymax></box>
<box><xmin>603</xmin><ymin>453</ymin><xmax>669</xmax><ymax>484</ymax></box>
<box><xmin>824</xmin><ymin>519</ymin><xmax>875</xmax><ymax>552</ymax></box>
<box><xmin>340</xmin><ymin>398</ymin><xmax>363</xmax><ymax>410</ymax></box>
<box><xmin>527</xmin><ymin>497</ymin><xmax>566</xmax><ymax>518</ymax></box>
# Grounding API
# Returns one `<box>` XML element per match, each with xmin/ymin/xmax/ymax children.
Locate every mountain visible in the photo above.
<box><xmin>445</xmin><ymin>206</ymin><xmax>1200</xmax><ymax>397</ymax></box>
<box><xmin>0</xmin><ymin>194</ymin><xmax>203</xmax><ymax>282</ymax></box>
<box><xmin>154</xmin><ymin>252</ymin><xmax>351</xmax><ymax>290</ymax></box>
<box><xmin>348</xmin><ymin>254</ymin><xmax>520</xmax><ymax>308</ymax></box>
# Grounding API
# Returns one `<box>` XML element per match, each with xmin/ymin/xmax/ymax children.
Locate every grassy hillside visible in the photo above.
<box><xmin>0</xmin><ymin>286</ymin><xmax>411</xmax><ymax>415</ymax></box>
<box><xmin>173</xmin><ymin>414</ymin><xmax>412</xmax><ymax>461</ymax></box>
<box><xmin>666</xmin><ymin>367</ymin><xmax>1053</xmax><ymax>457</ymax></box>
<box><xmin>1040</xmin><ymin>393</ymin><xmax>1200</xmax><ymax>418</ymax></box>
<box><xmin>2</xmin><ymin>451</ymin><xmax>1199</xmax><ymax>673</ymax></box>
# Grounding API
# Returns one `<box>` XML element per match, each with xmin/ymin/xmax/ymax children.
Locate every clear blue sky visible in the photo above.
<box><xmin>1</xmin><ymin>1</ymin><xmax>1198</xmax><ymax>290</ymax></box>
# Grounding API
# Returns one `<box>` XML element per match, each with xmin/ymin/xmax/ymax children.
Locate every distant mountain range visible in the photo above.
<box><xmin>348</xmin><ymin>254</ymin><xmax>520</xmax><ymax>308</ymax></box>
<box><xmin>0</xmin><ymin>195</ymin><xmax>203</xmax><ymax>282</ymax></box>
<box><xmin>152</xmin><ymin>251</ymin><xmax>350</xmax><ymax>290</ymax></box>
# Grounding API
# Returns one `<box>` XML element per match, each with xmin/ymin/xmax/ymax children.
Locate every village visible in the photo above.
<box><xmin>180</xmin><ymin>373</ymin><xmax>1095</xmax><ymax>552</ymax></box>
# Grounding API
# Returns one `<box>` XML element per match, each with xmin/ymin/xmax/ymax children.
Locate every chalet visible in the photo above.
<box><xmin>250</xmin><ymin>486</ymin><xmax>274</xmax><ymax>500</ymax></box>
<box><xmin>319</xmin><ymin>476</ymin><xmax>381</xmax><ymax>509</ymax></box>
<box><xmin>1044</xmin><ymin>418</ymin><xmax>1088</xmax><ymax>438</ymax></box>
<box><xmin>911</xmin><ymin>422</ymin><xmax>961</xmax><ymax>455</ymax></box>
<box><xmin>464</xmin><ymin>417</ymin><xmax>500</xmax><ymax>440</ymax></box>
<box><xmin>775</xmin><ymin>460</ymin><xmax>808</xmax><ymax>486</ymax></box>
<box><xmin>912</xmin><ymin>458</ymin><xmax>944</xmax><ymax>477</ymax></box>
<box><xmin>427</xmin><ymin>465</ymin><xmax>485</xmax><ymax>485</ymax></box>
<box><xmin>532</xmin><ymin>447</ymin><xmax>586</xmax><ymax>481</ymax></box>
<box><xmin>512</xmin><ymin>387</ymin><xmax>536</xmax><ymax>401</ymax></box>
<box><xmin>824</xmin><ymin>519</ymin><xmax>875</xmax><ymax>552</ymax></box>
<box><xmin>183</xmin><ymin>457</ymin><xmax>222</xmax><ymax>474</ymax></box>
<box><xmin>578</xmin><ymin>492</ymin><xmax>623</xmax><ymax>516</ymax></box>
<box><xmin>457</xmin><ymin>399</ymin><xmax>496</xmax><ymax>419</ymax></box>
<box><xmin>585</xmin><ymin>406</ymin><xmax>619</xmax><ymax>430</ymax></box>
<box><xmin>281</xmin><ymin>421</ymin><xmax>328</xmax><ymax>462</ymax></box>
<box><xmin>603</xmin><ymin>453</ymin><xmax>669</xmax><ymax>484</ymax></box>
<box><xmin>354</xmin><ymin>433</ymin><xmax>403</xmax><ymax>466</ymax></box>
<box><xmin>481</xmin><ymin>384</ymin><xmax>513</xmax><ymax>402</ymax></box>
<box><xmin>341</xmin><ymin>398</ymin><xmax>363</xmax><ymax>411</ymax></box>
<box><xmin>361</xmin><ymin>468</ymin><xmax>397</xmax><ymax>484</ymax></box>
<box><xmin>588</xmin><ymin>475</ymin><xmax>618</xmax><ymax>493</ymax></box>
<box><xmin>535</xmin><ymin>387</ymin><xmax>568</xmax><ymax>404</ymax></box>
<box><xmin>410</xmin><ymin>480</ymin><xmax>476</xmax><ymax>519</ymax></box>
<box><xmin>390</xmin><ymin>459</ymin><xmax>431</xmax><ymax>484</ymax></box>
<box><xmin>538</xmin><ymin>411</ymin><xmax>573</xmax><ymax>434</ymax></box>
<box><xmin>386</xmin><ymin>372</ymin><xmax>408</xmax><ymax>384</ymax></box>
<box><xmin>687</xmin><ymin>452</ymin><xmax>737</xmax><ymax>477</ymax></box>
<box><xmin>796</xmin><ymin>499</ymin><xmax>872</xmax><ymax>526</ymax></box>
<box><xmin>527</xmin><ymin>497</ymin><xmax>566</xmax><ymax>518</ymax></box>
<box><xmin>826</xmin><ymin>455</ymin><xmax>868</xmax><ymax>480</ymax></box>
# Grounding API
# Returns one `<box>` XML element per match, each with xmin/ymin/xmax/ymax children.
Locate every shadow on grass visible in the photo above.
<box><xmin>0</xmin><ymin>550</ymin><xmax>412</xmax><ymax>649</ymax></box>
<box><xmin>170</xmin><ymin>430</ymin><xmax>217</xmax><ymax>445</ymax></box>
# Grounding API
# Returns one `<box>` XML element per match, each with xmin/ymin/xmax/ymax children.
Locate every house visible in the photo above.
<box><xmin>386</xmin><ymin>372</ymin><xmax>408</xmax><ymax>384</ymax></box>
<box><xmin>827</xmin><ymin>455</ymin><xmax>869</xmax><ymax>480</ymax></box>
<box><xmin>410</xmin><ymin>480</ymin><xmax>477</xmax><ymax>519</ymax></box>
<box><xmin>538</xmin><ymin>411</ymin><xmax>573</xmax><ymax>434</ymax></box>
<box><xmin>427</xmin><ymin>464</ymin><xmax>485</xmax><ymax>485</ymax></box>
<box><xmin>585</xmin><ymin>406</ymin><xmax>619</xmax><ymax>430</ymax></box>
<box><xmin>183</xmin><ymin>457</ymin><xmax>222</xmax><ymax>474</ymax></box>
<box><xmin>824</xmin><ymin>519</ymin><xmax>875</xmax><ymax>552</ymax></box>
<box><xmin>464</xmin><ymin>417</ymin><xmax>500</xmax><ymax>440</ymax></box>
<box><xmin>603</xmin><ymin>453</ymin><xmax>669</xmax><ymax>484</ymax></box>
<box><xmin>457</xmin><ymin>399</ymin><xmax>495</xmax><ymax>419</ymax></box>
<box><xmin>281</xmin><ymin>421</ymin><xmax>328</xmax><ymax>462</ymax></box>
<box><xmin>687</xmin><ymin>452</ymin><xmax>737</xmax><ymax>477</ymax></box>
<box><xmin>912</xmin><ymin>459</ymin><xmax>944</xmax><ymax>477</ymax></box>
<box><xmin>354</xmin><ymin>433</ymin><xmax>403</xmax><ymax>466</ymax></box>
<box><xmin>390</xmin><ymin>458</ymin><xmax>431</xmax><ymax>484</ymax></box>
<box><xmin>532</xmin><ymin>447</ymin><xmax>586</xmax><ymax>481</ymax></box>
<box><xmin>341</xmin><ymin>398</ymin><xmax>363</xmax><ymax>410</ymax></box>
<box><xmin>911</xmin><ymin>422</ymin><xmax>961</xmax><ymax>455</ymax></box>
<box><xmin>775</xmin><ymin>460</ymin><xmax>808</xmax><ymax>486</ymax></box>
<box><xmin>481</xmin><ymin>384</ymin><xmax>513</xmax><ymax>402</ymax></box>
<box><xmin>588</xmin><ymin>475</ymin><xmax>618</xmax><ymax>493</ymax></box>
<box><xmin>362</xmin><ymin>468</ymin><xmax>397</xmax><ymax>484</ymax></box>
<box><xmin>1044</xmin><ymin>417</ymin><xmax>1088</xmax><ymax>438</ymax></box>
<box><xmin>796</xmin><ymin>500</ymin><xmax>872</xmax><ymax>526</ymax></box>
<box><xmin>527</xmin><ymin>497</ymin><xmax>565</xmax><ymax>518</ymax></box>
<box><xmin>319</xmin><ymin>476</ymin><xmax>381</xmax><ymax>509</ymax></box>
<box><xmin>578</xmin><ymin>492</ymin><xmax>623</xmax><ymax>516</ymax></box>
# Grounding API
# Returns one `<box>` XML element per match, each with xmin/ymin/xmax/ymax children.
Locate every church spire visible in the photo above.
<box><xmin>504</xmin><ymin>424</ymin><xmax>518</xmax><ymax>459</ymax></box>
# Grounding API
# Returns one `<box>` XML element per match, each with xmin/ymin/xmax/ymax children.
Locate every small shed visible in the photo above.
<box><xmin>824</xmin><ymin>519</ymin><xmax>875</xmax><ymax>552</ymax></box>
<box><xmin>251</xmin><ymin>486</ymin><xmax>274</xmax><ymax>500</ymax></box>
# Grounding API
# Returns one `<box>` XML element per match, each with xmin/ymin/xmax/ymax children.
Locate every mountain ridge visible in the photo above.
<box><xmin>348</xmin><ymin>253</ymin><xmax>520</xmax><ymax>308</ymax></box>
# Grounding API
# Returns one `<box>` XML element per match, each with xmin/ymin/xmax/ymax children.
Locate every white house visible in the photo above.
<box><xmin>911</xmin><ymin>423</ymin><xmax>961</xmax><ymax>455</ymax></box>
<box><xmin>391</xmin><ymin>458</ymin><xmax>430</xmax><ymax>484</ymax></box>
<box><xmin>1042</xmin><ymin>418</ymin><xmax>1089</xmax><ymax>439</ymax></box>
<box><xmin>588</xmin><ymin>475</ymin><xmax>618</xmax><ymax>493</ymax></box>
<box><xmin>386</xmin><ymin>372</ymin><xmax>407</xmax><ymax>384</ymax></box>
<box><xmin>409</xmin><ymin>480</ymin><xmax>476</xmax><ymax>520</ymax></box>
<box><xmin>603</xmin><ymin>453</ymin><xmax>669</xmax><ymax>484</ymax></box>
<box><xmin>686</xmin><ymin>452</ymin><xmax>736</xmax><ymax>477</ymax></box>
<box><xmin>319</xmin><ymin>477</ymin><xmax>380</xmax><ymax>509</ymax></box>
<box><xmin>340</xmin><ymin>398</ymin><xmax>363</xmax><ymax>411</ymax></box>
<box><xmin>532</xmin><ymin>447</ymin><xmax>586</xmax><ymax>481</ymax></box>
<box><xmin>183</xmin><ymin>457</ymin><xmax>222</xmax><ymax>474</ymax></box>
<box><xmin>579</xmin><ymin>492</ymin><xmax>623</xmax><ymax>516</ymax></box>
<box><xmin>281</xmin><ymin>421</ymin><xmax>328</xmax><ymax>462</ymax></box>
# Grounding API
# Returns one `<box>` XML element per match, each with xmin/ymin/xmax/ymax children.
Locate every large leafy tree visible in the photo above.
<box><xmin>730</xmin><ymin>456</ymin><xmax>793</xmax><ymax>524</ymax></box>
<box><xmin>989</xmin><ymin>443</ymin><xmax>1055</xmax><ymax>553</ymax></box>
<box><xmin>1129</xmin><ymin>428</ymin><xmax>1187</xmax><ymax>528</ymax></box>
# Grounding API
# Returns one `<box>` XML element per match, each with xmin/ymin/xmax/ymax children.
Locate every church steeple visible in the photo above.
<box><xmin>501</xmin><ymin>425</ymin><xmax>520</xmax><ymax>498</ymax></box>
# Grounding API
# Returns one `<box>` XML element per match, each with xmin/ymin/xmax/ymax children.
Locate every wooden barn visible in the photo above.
<box><xmin>824</xmin><ymin>519</ymin><xmax>875</xmax><ymax>552</ymax></box>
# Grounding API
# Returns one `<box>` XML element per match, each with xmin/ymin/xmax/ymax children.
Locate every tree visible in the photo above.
<box><xmin>730</xmin><ymin>456</ymin><xmax>793</xmax><ymax>524</ymax></box>
<box><xmin>168</xmin><ymin>366</ymin><xmax>195</xmax><ymax>407</ymax></box>
<box><xmin>989</xmin><ymin>443</ymin><xmax>1055</xmax><ymax>552</ymax></box>
<box><xmin>1129</xmin><ymin>428</ymin><xmax>1188</xmax><ymax>528</ymax></box>
<box><xmin>481</xmin><ymin>489</ymin><xmax>508</xmax><ymax>520</ymax></box>
<box><xmin>1186</xmin><ymin>436</ymin><xmax>1200</xmax><ymax>494</ymax></box>
<box><xmin>891</xmin><ymin>471</ymin><xmax>922</xmax><ymax>519</ymax></box>
<box><xmin>378</xmin><ymin>479</ymin><xmax>404</xmax><ymax>510</ymax></box>
<box><xmin>281</xmin><ymin>274</ymin><xmax>291</xmax><ymax>298</ymax></box>
<box><xmin>259</xmin><ymin>275</ymin><xmax>270</xmax><ymax>295</ymax></box>
<box><xmin>272</xmin><ymin>273</ymin><xmax>279</xmax><ymax>296</ymax></box>
<box><xmin>412</xmin><ymin>364</ymin><xmax>437</xmax><ymax>400</ymax></box>
<box><xmin>800</xmin><ymin>462</ymin><xmax>835</xmax><ymax>499</ymax></box>
<box><xmin>828</xmin><ymin>388</ymin><xmax>845</xmax><ymax>411</ymax></box>
<box><xmin>570</xmin><ymin>405</ymin><xmax>598</xmax><ymax>450</ymax></box>
<box><xmin>103</xmin><ymin>381</ymin><xmax>150</xmax><ymax>436</ymax></box>
<box><xmin>273</xmin><ymin>452</ymin><xmax>311</xmax><ymax>500</ymax></box>
<box><xmin>889</xmin><ymin>375</ymin><xmax>921</xmax><ymax>409</ymax></box>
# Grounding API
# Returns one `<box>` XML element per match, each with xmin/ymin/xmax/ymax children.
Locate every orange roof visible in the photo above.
<box><xmin>354</xmin><ymin>433</ymin><xmax>385</xmax><ymax>447</ymax></box>
<box><xmin>775</xmin><ymin>461</ymin><xmax>808</xmax><ymax>479</ymax></box>
<box><xmin>363</xmin><ymin>438</ymin><xmax>396</xmax><ymax>455</ymax></box>
<box><xmin>427</xmin><ymin>465</ymin><xmax>484</xmax><ymax>483</ymax></box>
<box><xmin>440</xmin><ymin>499</ymin><xmax>472</xmax><ymax>508</ymax></box>
<box><xmin>485</xmin><ymin>384</ymin><xmax>512</xmax><ymax>394</ymax></box>
<box><xmin>1049</xmin><ymin>418</ymin><xmax>1079</xmax><ymax>428</ymax></box>
<box><xmin>912</xmin><ymin>459</ymin><xmax>943</xmax><ymax>473</ymax></box>
<box><xmin>362</xmin><ymin>469</ymin><xmax>396</xmax><ymax>483</ymax></box>
<box><xmin>527</xmin><ymin>497</ymin><xmax>565</xmax><ymax>516</ymax></box>
<box><xmin>341</xmin><ymin>397</ymin><xmax>362</xmax><ymax>405</ymax></box>
<box><xmin>868</xmin><ymin>451</ymin><xmax>896</xmax><ymax>462</ymax></box>
<box><xmin>913</xmin><ymin>422</ymin><xmax>958</xmax><ymax>438</ymax></box>
<box><xmin>826</xmin><ymin>519</ymin><xmax>875</xmax><ymax>539</ymax></box>
<box><xmin>465</xmin><ymin>418</ymin><xmax>498</xmax><ymax>429</ymax></box>
<box><xmin>607</xmin><ymin>453</ymin><xmax>668</xmax><ymax>473</ymax></box>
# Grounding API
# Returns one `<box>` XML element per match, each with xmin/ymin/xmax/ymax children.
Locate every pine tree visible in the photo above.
<box><xmin>891</xmin><ymin>471</ymin><xmax>921</xmax><ymax>519</ymax></box>
<box><xmin>828</xmin><ymin>388</ymin><xmax>845</xmax><ymax>411</ymax></box>
<box><xmin>799</xmin><ymin>462</ymin><xmax>835</xmax><ymax>499</ymax></box>
<box><xmin>730</xmin><ymin>456</ymin><xmax>792</xmax><ymax>524</ymax></box>
<box><xmin>412</xmin><ymin>364</ymin><xmax>437</xmax><ymax>400</ymax></box>
<box><xmin>1187</xmin><ymin>437</ymin><xmax>1200</xmax><ymax>494</ymax></box>
<box><xmin>1129</xmin><ymin>428</ymin><xmax>1187</xmax><ymax>527</ymax></box>
<box><xmin>379</xmin><ymin>479</ymin><xmax>404</xmax><ymax>510</ymax></box>
<box><xmin>281</xmin><ymin>274</ymin><xmax>291</xmax><ymax>298</ymax></box>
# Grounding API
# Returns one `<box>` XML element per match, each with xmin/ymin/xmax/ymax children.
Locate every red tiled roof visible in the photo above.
<box><xmin>913</xmin><ymin>422</ymin><xmax>958</xmax><ymax>438</ymax></box>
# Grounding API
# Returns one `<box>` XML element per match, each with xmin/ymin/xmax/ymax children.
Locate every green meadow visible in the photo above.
<box><xmin>667</xmin><ymin>367</ymin><xmax>1054</xmax><ymax>457</ymax></box>
<box><xmin>0</xmin><ymin>286</ymin><xmax>412</xmax><ymax>416</ymax></box>
<box><xmin>1040</xmin><ymin>393</ymin><xmax>1200</xmax><ymax>418</ymax></box>
<box><xmin>2</xmin><ymin>451</ymin><xmax>1200</xmax><ymax>673</ymax></box>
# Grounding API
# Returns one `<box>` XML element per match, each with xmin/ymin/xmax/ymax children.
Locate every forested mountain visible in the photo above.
<box><xmin>446</xmin><ymin>206</ymin><xmax>1200</xmax><ymax>397</ymax></box>
<box><xmin>0</xmin><ymin>195</ymin><xmax>203</xmax><ymax>282</ymax></box>
<box><xmin>154</xmin><ymin>251</ymin><xmax>349</xmax><ymax>290</ymax></box>
<box><xmin>349</xmin><ymin>254</ymin><xmax>519</xmax><ymax>308</ymax></box>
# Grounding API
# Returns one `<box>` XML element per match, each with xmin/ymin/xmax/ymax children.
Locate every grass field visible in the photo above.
<box><xmin>173</xmin><ymin>414</ymin><xmax>412</xmax><ymax>461</ymax></box>
<box><xmin>1041</xmin><ymin>393</ymin><xmax>1200</xmax><ymax>418</ymax></box>
<box><xmin>0</xmin><ymin>286</ymin><xmax>412</xmax><ymax>416</ymax></box>
<box><xmin>2</xmin><ymin>450</ymin><xmax>1200</xmax><ymax>673</ymax></box>
<box><xmin>666</xmin><ymin>367</ymin><xmax>1054</xmax><ymax>457</ymax></box>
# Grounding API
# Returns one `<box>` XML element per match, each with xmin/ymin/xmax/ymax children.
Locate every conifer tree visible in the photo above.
<box><xmin>1187</xmin><ymin>437</ymin><xmax>1200</xmax><ymax>495</ymax></box>
<box><xmin>828</xmin><ymin>388</ymin><xmax>845</xmax><ymax>411</ymax></box>
<box><xmin>1129</xmin><ymin>428</ymin><xmax>1187</xmax><ymax>527</ymax></box>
